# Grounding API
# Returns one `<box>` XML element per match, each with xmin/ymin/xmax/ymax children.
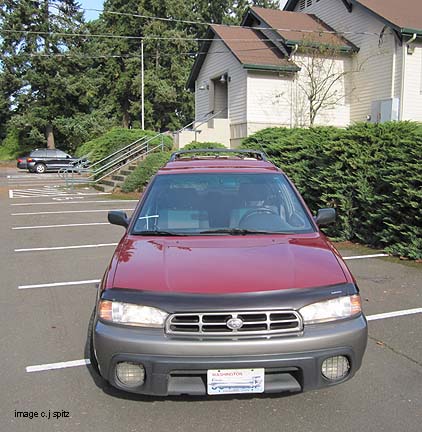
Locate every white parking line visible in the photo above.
<box><xmin>343</xmin><ymin>254</ymin><xmax>389</xmax><ymax>260</ymax></box>
<box><xmin>11</xmin><ymin>199</ymin><xmax>138</xmax><ymax>206</ymax></box>
<box><xmin>10</xmin><ymin>192</ymin><xmax>112</xmax><ymax>199</ymax></box>
<box><xmin>15</xmin><ymin>243</ymin><xmax>118</xmax><ymax>252</ymax></box>
<box><xmin>366</xmin><ymin>308</ymin><xmax>422</xmax><ymax>321</ymax></box>
<box><xmin>19</xmin><ymin>279</ymin><xmax>101</xmax><ymax>289</ymax></box>
<box><xmin>26</xmin><ymin>359</ymin><xmax>90</xmax><ymax>373</ymax></box>
<box><xmin>24</xmin><ymin>307</ymin><xmax>422</xmax><ymax>373</ymax></box>
<box><xmin>12</xmin><ymin>208</ymin><xmax>134</xmax><ymax>216</ymax></box>
<box><xmin>13</xmin><ymin>222</ymin><xmax>110</xmax><ymax>230</ymax></box>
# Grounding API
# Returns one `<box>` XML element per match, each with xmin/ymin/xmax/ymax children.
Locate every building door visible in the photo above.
<box><xmin>212</xmin><ymin>77</ymin><xmax>228</xmax><ymax>119</ymax></box>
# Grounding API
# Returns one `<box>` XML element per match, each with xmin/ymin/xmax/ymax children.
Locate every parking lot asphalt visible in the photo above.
<box><xmin>1</xmin><ymin>167</ymin><xmax>421</xmax><ymax>432</ymax></box>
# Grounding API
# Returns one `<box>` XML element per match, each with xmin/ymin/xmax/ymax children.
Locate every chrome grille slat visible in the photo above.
<box><xmin>165</xmin><ymin>310</ymin><xmax>303</xmax><ymax>336</ymax></box>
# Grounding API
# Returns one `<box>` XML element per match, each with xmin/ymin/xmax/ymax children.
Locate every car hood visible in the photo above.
<box><xmin>111</xmin><ymin>234</ymin><xmax>348</xmax><ymax>294</ymax></box>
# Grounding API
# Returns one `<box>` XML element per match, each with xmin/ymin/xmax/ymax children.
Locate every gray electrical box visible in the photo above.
<box><xmin>370</xmin><ymin>98</ymin><xmax>400</xmax><ymax>123</ymax></box>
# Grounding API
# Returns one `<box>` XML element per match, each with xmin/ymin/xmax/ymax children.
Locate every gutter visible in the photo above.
<box><xmin>400</xmin><ymin>33</ymin><xmax>417</xmax><ymax>120</ymax></box>
<box><xmin>242</xmin><ymin>64</ymin><xmax>300</xmax><ymax>72</ymax></box>
<box><xmin>401</xmin><ymin>28</ymin><xmax>422</xmax><ymax>37</ymax></box>
<box><xmin>285</xmin><ymin>40</ymin><xmax>358</xmax><ymax>53</ymax></box>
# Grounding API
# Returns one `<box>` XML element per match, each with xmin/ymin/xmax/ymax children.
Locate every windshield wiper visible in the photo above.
<box><xmin>134</xmin><ymin>230</ymin><xmax>185</xmax><ymax>236</ymax></box>
<box><xmin>199</xmin><ymin>228</ymin><xmax>289</xmax><ymax>235</ymax></box>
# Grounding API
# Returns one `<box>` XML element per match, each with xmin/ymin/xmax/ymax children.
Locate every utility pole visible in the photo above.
<box><xmin>141</xmin><ymin>39</ymin><xmax>145</xmax><ymax>130</ymax></box>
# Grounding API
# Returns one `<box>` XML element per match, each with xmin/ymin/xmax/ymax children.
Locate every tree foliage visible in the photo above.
<box><xmin>0</xmin><ymin>0</ymin><xmax>281</xmax><ymax>153</ymax></box>
<box><xmin>0</xmin><ymin>0</ymin><xmax>94</xmax><ymax>149</ymax></box>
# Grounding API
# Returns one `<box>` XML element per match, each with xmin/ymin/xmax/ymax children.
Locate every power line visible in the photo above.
<box><xmin>80</xmin><ymin>7</ymin><xmax>384</xmax><ymax>38</ymax></box>
<box><xmin>0</xmin><ymin>28</ymin><xmax>286</xmax><ymax>42</ymax></box>
<box><xmin>0</xmin><ymin>45</ymin><xmax>285</xmax><ymax>60</ymax></box>
<box><xmin>0</xmin><ymin>25</ymin><xmax>383</xmax><ymax>41</ymax></box>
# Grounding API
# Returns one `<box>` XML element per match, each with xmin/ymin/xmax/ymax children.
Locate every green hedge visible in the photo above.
<box><xmin>122</xmin><ymin>151</ymin><xmax>172</xmax><ymax>193</ymax></box>
<box><xmin>76</xmin><ymin>128</ymin><xmax>173</xmax><ymax>163</ymax></box>
<box><xmin>241</xmin><ymin>122</ymin><xmax>422</xmax><ymax>259</ymax></box>
<box><xmin>121</xmin><ymin>142</ymin><xmax>225</xmax><ymax>193</ymax></box>
<box><xmin>0</xmin><ymin>128</ymin><xmax>20</xmax><ymax>160</ymax></box>
<box><xmin>183</xmin><ymin>141</ymin><xmax>226</xmax><ymax>150</ymax></box>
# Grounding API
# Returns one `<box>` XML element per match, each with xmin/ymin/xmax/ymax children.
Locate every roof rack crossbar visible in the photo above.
<box><xmin>169</xmin><ymin>149</ymin><xmax>268</xmax><ymax>162</ymax></box>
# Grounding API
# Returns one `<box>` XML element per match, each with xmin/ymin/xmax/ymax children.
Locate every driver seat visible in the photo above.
<box><xmin>229</xmin><ymin>183</ymin><xmax>280</xmax><ymax>228</ymax></box>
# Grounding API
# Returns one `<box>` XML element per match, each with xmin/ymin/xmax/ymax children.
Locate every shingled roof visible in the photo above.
<box><xmin>247</xmin><ymin>7</ymin><xmax>357</xmax><ymax>51</ymax></box>
<box><xmin>186</xmin><ymin>25</ymin><xmax>299</xmax><ymax>91</ymax></box>
<box><xmin>284</xmin><ymin>0</ymin><xmax>422</xmax><ymax>34</ymax></box>
<box><xmin>355</xmin><ymin>0</ymin><xmax>422</xmax><ymax>33</ymax></box>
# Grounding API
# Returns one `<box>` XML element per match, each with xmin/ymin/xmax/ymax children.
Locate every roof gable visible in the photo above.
<box><xmin>186</xmin><ymin>25</ymin><xmax>299</xmax><ymax>91</ymax></box>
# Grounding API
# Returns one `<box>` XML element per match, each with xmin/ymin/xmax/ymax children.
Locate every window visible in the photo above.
<box><xmin>299</xmin><ymin>0</ymin><xmax>306</xmax><ymax>10</ymax></box>
<box><xmin>30</xmin><ymin>150</ymin><xmax>47</xmax><ymax>158</ymax></box>
<box><xmin>133</xmin><ymin>173</ymin><xmax>314</xmax><ymax>235</ymax></box>
<box><xmin>56</xmin><ymin>150</ymin><xmax>69</xmax><ymax>158</ymax></box>
<box><xmin>307</xmin><ymin>0</ymin><xmax>313</xmax><ymax>7</ymax></box>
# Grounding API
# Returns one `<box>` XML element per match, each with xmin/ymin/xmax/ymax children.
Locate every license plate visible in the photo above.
<box><xmin>207</xmin><ymin>368</ymin><xmax>265</xmax><ymax>395</ymax></box>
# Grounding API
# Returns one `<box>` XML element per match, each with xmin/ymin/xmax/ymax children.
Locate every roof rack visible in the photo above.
<box><xmin>169</xmin><ymin>149</ymin><xmax>268</xmax><ymax>162</ymax></box>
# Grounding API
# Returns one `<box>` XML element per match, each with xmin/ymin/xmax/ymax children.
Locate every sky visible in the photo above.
<box><xmin>78</xmin><ymin>0</ymin><xmax>104</xmax><ymax>21</ymax></box>
<box><xmin>78</xmin><ymin>1</ymin><xmax>289</xmax><ymax>22</ymax></box>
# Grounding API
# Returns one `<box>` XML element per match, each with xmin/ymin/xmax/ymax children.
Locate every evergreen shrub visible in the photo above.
<box><xmin>241</xmin><ymin>122</ymin><xmax>422</xmax><ymax>259</ymax></box>
<box><xmin>76</xmin><ymin>128</ymin><xmax>173</xmax><ymax>163</ymax></box>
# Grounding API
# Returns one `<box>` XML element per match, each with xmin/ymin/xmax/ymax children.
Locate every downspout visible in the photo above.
<box><xmin>400</xmin><ymin>33</ymin><xmax>417</xmax><ymax>119</ymax></box>
<box><xmin>391</xmin><ymin>35</ymin><xmax>396</xmax><ymax>98</ymax></box>
<box><xmin>289</xmin><ymin>44</ymin><xmax>299</xmax><ymax>128</ymax></box>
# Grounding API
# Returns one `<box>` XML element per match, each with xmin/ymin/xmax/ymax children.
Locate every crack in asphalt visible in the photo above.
<box><xmin>369</xmin><ymin>335</ymin><xmax>422</xmax><ymax>368</ymax></box>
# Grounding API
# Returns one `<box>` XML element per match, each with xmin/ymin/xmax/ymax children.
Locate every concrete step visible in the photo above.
<box><xmin>100</xmin><ymin>179</ymin><xmax>116</xmax><ymax>187</ymax></box>
<box><xmin>112</xmin><ymin>174</ymin><xmax>125</xmax><ymax>182</ymax></box>
<box><xmin>94</xmin><ymin>183</ymin><xmax>114</xmax><ymax>193</ymax></box>
<box><xmin>119</xmin><ymin>170</ymin><xmax>132</xmax><ymax>176</ymax></box>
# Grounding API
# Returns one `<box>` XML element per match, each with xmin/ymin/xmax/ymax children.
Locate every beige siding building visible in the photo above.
<box><xmin>286</xmin><ymin>0</ymin><xmax>422</xmax><ymax>122</ymax></box>
<box><xmin>175</xmin><ymin>1</ymin><xmax>422</xmax><ymax>148</ymax></box>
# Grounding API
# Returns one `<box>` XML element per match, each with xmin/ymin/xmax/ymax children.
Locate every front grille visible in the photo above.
<box><xmin>165</xmin><ymin>310</ymin><xmax>303</xmax><ymax>336</ymax></box>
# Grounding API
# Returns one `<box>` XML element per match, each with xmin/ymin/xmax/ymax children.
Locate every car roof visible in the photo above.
<box><xmin>160</xmin><ymin>158</ymin><xmax>280</xmax><ymax>173</ymax></box>
<box><xmin>159</xmin><ymin>149</ymin><xmax>282</xmax><ymax>174</ymax></box>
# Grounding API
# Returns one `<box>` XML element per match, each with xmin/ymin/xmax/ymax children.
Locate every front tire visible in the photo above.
<box><xmin>34</xmin><ymin>163</ymin><xmax>46</xmax><ymax>174</ymax></box>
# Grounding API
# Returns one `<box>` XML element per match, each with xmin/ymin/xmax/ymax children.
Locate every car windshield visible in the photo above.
<box><xmin>132</xmin><ymin>173</ymin><xmax>314</xmax><ymax>235</ymax></box>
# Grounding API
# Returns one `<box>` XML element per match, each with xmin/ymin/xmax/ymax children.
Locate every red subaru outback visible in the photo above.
<box><xmin>89</xmin><ymin>149</ymin><xmax>367</xmax><ymax>396</ymax></box>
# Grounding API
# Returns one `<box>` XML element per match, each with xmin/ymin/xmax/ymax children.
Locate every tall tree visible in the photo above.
<box><xmin>0</xmin><ymin>0</ymin><xmax>92</xmax><ymax>148</ymax></box>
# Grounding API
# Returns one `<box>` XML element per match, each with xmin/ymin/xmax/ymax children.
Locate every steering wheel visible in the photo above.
<box><xmin>238</xmin><ymin>207</ymin><xmax>279</xmax><ymax>227</ymax></box>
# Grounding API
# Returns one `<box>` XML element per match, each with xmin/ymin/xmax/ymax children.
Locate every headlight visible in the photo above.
<box><xmin>98</xmin><ymin>300</ymin><xmax>168</xmax><ymax>327</ymax></box>
<box><xmin>299</xmin><ymin>295</ymin><xmax>361</xmax><ymax>324</ymax></box>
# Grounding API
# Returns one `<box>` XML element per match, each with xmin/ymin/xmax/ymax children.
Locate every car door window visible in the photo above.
<box><xmin>56</xmin><ymin>150</ymin><xmax>69</xmax><ymax>159</ymax></box>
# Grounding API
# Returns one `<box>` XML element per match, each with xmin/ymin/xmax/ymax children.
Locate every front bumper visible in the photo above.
<box><xmin>93</xmin><ymin>315</ymin><xmax>367</xmax><ymax>396</ymax></box>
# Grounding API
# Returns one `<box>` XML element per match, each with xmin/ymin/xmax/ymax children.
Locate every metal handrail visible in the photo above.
<box><xmin>174</xmin><ymin>108</ymin><xmax>226</xmax><ymax>136</ymax></box>
<box><xmin>88</xmin><ymin>135</ymin><xmax>150</xmax><ymax>171</ymax></box>
<box><xmin>61</xmin><ymin>131</ymin><xmax>167</xmax><ymax>189</ymax></box>
<box><xmin>191</xmin><ymin>108</ymin><xmax>227</xmax><ymax>132</ymax></box>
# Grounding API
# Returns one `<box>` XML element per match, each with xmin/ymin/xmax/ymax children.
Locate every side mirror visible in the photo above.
<box><xmin>315</xmin><ymin>208</ymin><xmax>336</xmax><ymax>227</ymax></box>
<box><xmin>108</xmin><ymin>211</ymin><xmax>129</xmax><ymax>228</ymax></box>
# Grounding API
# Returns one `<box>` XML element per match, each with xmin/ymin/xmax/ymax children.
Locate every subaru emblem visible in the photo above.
<box><xmin>227</xmin><ymin>317</ymin><xmax>244</xmax><ymax>330</ymax></box>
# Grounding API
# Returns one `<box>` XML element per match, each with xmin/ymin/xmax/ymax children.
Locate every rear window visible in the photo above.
<box><xmin>132</xmin><ymin>173</ymin><xmax>314</xmax><ymax>235</ymax></box>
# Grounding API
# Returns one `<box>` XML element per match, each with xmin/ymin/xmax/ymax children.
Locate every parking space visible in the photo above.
<box><xmin>1</xmin><ymin>166</ymin><xmax>421</xmax><ymax>432</ymax></box>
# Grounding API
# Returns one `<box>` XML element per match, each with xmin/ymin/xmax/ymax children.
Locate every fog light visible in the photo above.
<box><xmin>115</xmin><ymin>362</ymin><xmax>145</xmax><ymax>387</ymax></box>
<box><xmin>321</xmin><ymin>356</ymin><xmax>350</xmax><ymax>381</ymax></box>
